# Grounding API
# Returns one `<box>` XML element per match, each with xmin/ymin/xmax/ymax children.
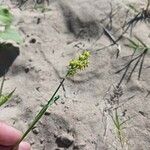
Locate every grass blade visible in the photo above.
<box><xmin>12</xmin><ymin>95</ymin><xmax>60</xmax><ymax>150</ymax></box>
<box><xmin>138</xmin><ymin>49</ymin><xmax>148</xmax><ymax>79</ymax></box>
<box><xmin>0</xmin><ymin>88</ymin><xmax>15</xmax><ymax>107</ymax></box>
<box><xmin>12</xmin><ymin>78</ymin><xmax>66</xmax><ymax>150</ymax></box>
<box><xmin>127</xmin><ymin>56</ymin><xmax>141</xmax><ymax>82</ymax></box>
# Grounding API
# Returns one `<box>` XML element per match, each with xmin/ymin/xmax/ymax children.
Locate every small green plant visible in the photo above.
<box><xmin>12</xmin><ymin>50</ymin><xmax>90</xmax><ymax>150</ymax></box>
<box><xmin>111</xmin><ymin>109</ymin><xmax>129</xmax><ymax>148</ymax></box>
<box><xmin>0</xmin><ymin>6</ymin><xmax>22</xmax><ymax>44</ymax></box>
<box><xmin>0</xmin><ymin>76</ymin><xmax>15</xmax><ymax>107</ymax></box>
<box><xmin>125</xmin><ymin>36</ymin><xmax>149</xmax><ymax>52</ymax></box>
<box><xmin>116</xmin><ymin>37</ymin><xmax>149</xmax><ymax>86</ymax></box>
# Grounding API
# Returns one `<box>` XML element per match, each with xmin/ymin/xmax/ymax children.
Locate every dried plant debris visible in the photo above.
<box><xmin>103</xmin><ymin>27</ymin><xmax>121</xmax><ymax>58</ymax></box>
<box><xmin>105</xmin><ymin>85</ymin><xmax>123</xmax><ymax>106</ymax></box>
<box><xmin>14</xmin><ymin>0</ymin><xmax>50</xmax><ymax>9</ymax></box>
<box><xmin>121</xmin><ymin>1</ymin><xmax>150</xmax><ymax>37</ymax></box>
<box><xmin>116</xmin><ymin>37</ymin><xmax>149</xmax><ymax>86</ymax></box>
<box><xmin>15</xmin><ymin>0</ymin><xmax>28</xmax><ymax>7</ymax></box>
<box><xmin>103</xmin><ymin>85</ymin><xmax>123</xmax><ymax>114</ymax></box>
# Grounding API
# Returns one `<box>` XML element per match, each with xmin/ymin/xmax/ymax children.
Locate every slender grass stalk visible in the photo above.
<box><xmin>0</xmin><ymin>89</ymin><xmax>15</xmax><ymax>107</ymax></box>
<box><xmin>12</xmin><ymin>95</ymin><xmax>60</xmax><ymax>150</ymax></box>
<box><xmin>111</xmin><ymin>109</ymin><xmax>125</xmax><ymax>148</ymax></box>
<box><xmin>0</xmin><ymin>75</ymin><xmax>15</xmax><ymax>107</ymax></box>
<box><xmin>111</xmin><ymin>108</ymin><xmax>133</xmax><ymax>148</ymax></box>
<box><xmin>12</xmin><ymin>78</ymin><xmax>65</xmax><ymax>150</ymax></box>
<box><xmin>12</xmin><ymin>50</ymin><xmax>90</xmax><ymax>150</ymax></box>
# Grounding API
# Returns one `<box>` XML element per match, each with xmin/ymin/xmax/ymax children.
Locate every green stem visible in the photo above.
<box><xmin>12</xmin><ymin>78</ymin><xmax>65</xmax><ymax>150</ymax></box>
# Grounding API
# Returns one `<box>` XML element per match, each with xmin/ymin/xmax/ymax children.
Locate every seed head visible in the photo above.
<box><xmin>67</xmin><ymin>50</ymin><xmax>90</xmax><ymax>76</ymax></box>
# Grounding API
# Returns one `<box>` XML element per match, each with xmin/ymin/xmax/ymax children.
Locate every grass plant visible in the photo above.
<box><xmin>12</xmin><ymin>50</ymin><xmax>90</xmax><ymax>150</ymax></box>
<box><xmin>116</xmin><ymin>37</ymin><xmax>149</xmax><ymax>86</ymax></box>
<box><xmin>110</xmin><ymin>108</ymin><xmax>129</xmax><ymax>148</ymax></box>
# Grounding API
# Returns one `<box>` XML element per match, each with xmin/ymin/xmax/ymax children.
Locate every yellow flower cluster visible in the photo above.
<box><xmin>67</xmin><ymin>50</ymin><xmax>90</xmax><ymax>76</ymax></box>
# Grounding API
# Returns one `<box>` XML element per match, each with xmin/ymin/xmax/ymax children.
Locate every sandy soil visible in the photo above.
<box><xmin>0</xmin><ymin>0</ymin><xmax>150</xmax><ymax>149</ymax></box>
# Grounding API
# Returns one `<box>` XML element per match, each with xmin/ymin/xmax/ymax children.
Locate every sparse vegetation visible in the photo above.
<box><xmin>0</xmin><ymin>1</ymin><xmax>149</xmax><ymax>150</ymax></box>
<box><xmin>116</xmin><ymin>36</ymin><xmax>149</xmax><ymax>86</ymax></box>
<box><xmin>110</xmin><ymin>108</ymin><xmax>129</xmax><ymax>148</ymax></box>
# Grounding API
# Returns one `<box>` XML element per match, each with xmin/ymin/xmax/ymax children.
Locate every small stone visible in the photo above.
<box><xmin>30</xmin><ymin>140</ymin><xmax>35</xmax><ymax>145</ymax></box>
<box><xmin>40</xmin><ymin>138</ymin><xmax>44</xmax><ymax>144</ymax></box>
<box><xmin>36</xmin><ymin>87</ymin><xmax>40</xmax><ymax>91</ymax></box>
<box><xmin>55</xmin><ymin>133</ymin><xmax>74</xmax><ymax>148</ymax></box>
<box><xmin>44</xmin><ymin>111</ymin><xmax>51</xmax><ymax>116</ymax></box>
<box><xmin>73</xmin><ymin>140</ymin><xmax>86</xmax><ymax>149</ymax></box>
<box><xmin>30</xmin><ymin>38</ymin><xmax>36</xmax><ymax>44</ymax></box>
<box><xmin>61</xmin><ymin>101</ymin><xmax>65</xmax><ymax>104</ymax></box>
<box><xmin>32</xmin><ymin>127</ymin><xmax>39</xmax><ymax>135</ymax></box>
<box><xmin>37</xmin><ymin>18</ymin><xmax>41</xmax><ymax>24</ymax></box>
<box><xmin>24</xmin><ymin>67</ymin><xmax>30</xmax><ymax>73</ymax></box>
<box><xmin>95</xmin><ymin>103</ymin><xmax>99</xmax><ymax>106</ymax></box>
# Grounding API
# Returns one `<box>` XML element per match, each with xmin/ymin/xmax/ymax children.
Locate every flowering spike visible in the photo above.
<box><xmin>67</xmin><ymin>50</ymin><xmax>91</xmax><ymax>77</ymax></box>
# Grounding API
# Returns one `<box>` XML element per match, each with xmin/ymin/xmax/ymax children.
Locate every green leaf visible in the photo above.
<box><xmin>0</xmin><ymin>6</ymin><xmax>13</xmax><ymax>27</ymax></box>
<box><xmin>128</xmin><ymin>38</ymin><xmax>139</xmax><ymax>47</ymax></box>
<box><xmin>135</xmin><ymin>36</ymin><xmax>147</xmax><ymax>47</ymax></box>
<box><xmin>0</xmin><ymin>6</ymin><xmax>22</xmax><ymax>44</ymax></box>
<box><xmin>127</xmin><ymin>4</ymin><xmax>138</xmax><ymax>13</ymax></box>
<box><xmin>115</xmin><ymin>109</ymin><xmax>120</xmax><ymax>129</ymax></box>
<box><xmin>0</xmin><ymin>89</ymin><xmax>15</xmax><ymax>107</ymax></box>
<box><xmin>0</xmin><ymin>27</ymin><xmax>23</xmax><ymax>44</ymax></box>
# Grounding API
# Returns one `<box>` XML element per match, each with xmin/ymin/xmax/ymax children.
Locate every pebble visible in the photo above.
<box><xmin>32</xmin><ymin>127</ymin><xmax>39</xmax><ymax>135</ymax></box>
<box><xmin>55</xmin><ymin>133</ymin><xmax>74</xmax><ymax>148</ymax></box>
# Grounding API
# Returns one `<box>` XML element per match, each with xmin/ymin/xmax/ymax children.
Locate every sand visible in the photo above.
<box><xmin>0</xmin><ymin>0</ymin><xmax>150</xmax><ymax>149</ymax></box>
